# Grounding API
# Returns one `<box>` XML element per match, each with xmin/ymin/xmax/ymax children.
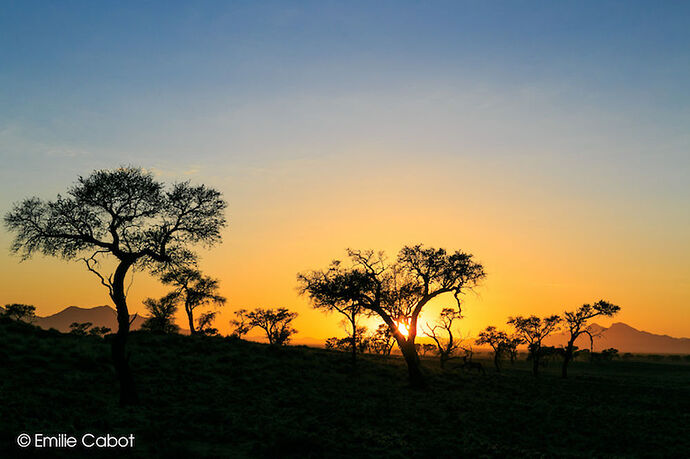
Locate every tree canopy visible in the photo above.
<box><xmin>3</xmin><ymin>167</ymin><xmax>227</xmax><ymax>405</ymax></box>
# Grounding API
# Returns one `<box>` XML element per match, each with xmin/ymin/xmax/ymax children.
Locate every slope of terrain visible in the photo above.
<box><xmin>1</xmin><ymin>318</ymin><xmax>689</xmax><ymax>458</ymax></box>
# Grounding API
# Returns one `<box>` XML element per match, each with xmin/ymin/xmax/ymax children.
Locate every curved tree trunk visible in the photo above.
<box><xmin>186</xmin><ymin>302</ymin><xmax>197</xmax><ymax>335</ymax></box>
<box><xmin>398</xmin><ymin>339</ymin><xmax>426</xmax><ymax>388</ymax></box>
<box><xmin>494</xmin><ymin>351</ymin><xmax>501</xmax><ymax>372</ymax></box>
<box><xmin>350</xmin><ymin>315</ymin><xmax>357</xmax><ymax>365</ymax></box>
<box><xmin>110</xmin><ymin>260</ymin><xmax>138</xmax><ymax>406</ymax></box>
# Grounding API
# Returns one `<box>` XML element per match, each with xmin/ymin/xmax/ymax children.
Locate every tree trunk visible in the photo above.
<box><xmin>562</xmin><ymin>340</ymin><xmax>575</xmax><ymax>378</ymax></box>
<box><xmin>350</xmin><ymin>317</ymin><xmax>357</xmax><ymax>365</ymax></box>
<box><xmin>529</xmin><ymin>344</ymin><xmax>540</xmax><ymax>376</ymax></box>
<box><xmin>494</xmin><ymin>351</ymin><xmax>501</xmax><ymax>372</ymax></box>
<box><xmin>399</xmin><ymin>340</ymin><xmax>426</xmax><ymax>388</ymax></box>
<box><xmin>110</xmin><ymin>260</ymin><xmax>138</xmax><ymax>406</ymax></box>
<box><xmin>186</xmin><ymin>302</ymin><xmax>196</xmax><ymax>335</ymax></box>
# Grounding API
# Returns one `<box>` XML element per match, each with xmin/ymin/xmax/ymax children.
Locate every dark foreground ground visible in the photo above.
<box><xmin>1</xmin><ymin>319</ymin><xmax>689</xmax><ymax>458</ymax></box>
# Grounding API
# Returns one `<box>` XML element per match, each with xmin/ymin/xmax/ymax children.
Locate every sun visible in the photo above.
<box><xmin>397</xmin><ymin>322</ymin><xmax>410</xmax><ymax>337</ymax></box>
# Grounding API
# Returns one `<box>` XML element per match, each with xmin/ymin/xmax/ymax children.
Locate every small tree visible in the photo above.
<box><xmin>141</xmin><ymin>293</ymin><xmax>180</xmax><ymax>334</ymax></box>
<box><xmin>505</xmin><ymin>335</ymin><xmax>523</xmax><ymax>364</ymax></box>
<box><xmin>298</xmin><ymin>264</ymin><xmax>370</xmax><ymax>364</ymax></box>
<box><xmin>475</xmin><ymin>326</ymin><xmax>510</xmax><ymax>372</ymax></box>
<box><xmin>508</xmin><ymin>315</ymin><xmax>561</xmax><ymax>376</ymax></box>
<box><xmin>246</xmin><ymin>308</ymin><xmax>298</xmax><ymax>345</ymax></box>
<box><xmin>325</xmin><ymin>326</ymin><xmax>370</xmax><ymax>354</ymax></box>
<box><xmin>369</xmin><ymin>323</ymin><xmax>395</xmax><ymax>356</ymax></box>
<box><xmin>69</xmin><ymin>321</ymin><xmax>93</xmax><ymax>336</ymax></box>
<box><xmin>161</xmin><ymin>268</ymin><xmax>226</xmax><ymax>335</ymax></box>
<box><xmin>88</xmin><ymin>326</ymin><xmax>112</xmax><ymax>337</ymax></box>
<box><xmin>229</xmin><ymin>309</ymin><xmax>251</xmax><ymax>339</ymax></box>
<box><xmin>196</xmin><ymin>311</ymin><xmax>219</xmax><ymax>336</ymax></box>
<box><xmin>4</xmin><ymin>167</ymin><xmax>226</xmax><ymax>405</ymax></box>
<box><xmin>561</xmin><ymin>300</ymin><xmax>620</xmax><ymax>378</ymax></box>
<box><xmin>2</xmin><ymin>304</ymin><xmax>36</xmax><ymax>323</ymax></box>
<box><xmin>421</xmin><ymin>307</ymin><xmax>464</xmax><ymax>369</ymax></box>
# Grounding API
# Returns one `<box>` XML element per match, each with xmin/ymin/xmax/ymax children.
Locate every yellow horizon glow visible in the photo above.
<box><xmin>1</xmin><ymin>154</ymin><xmax>688</xmax><ymax>341</ymax></box>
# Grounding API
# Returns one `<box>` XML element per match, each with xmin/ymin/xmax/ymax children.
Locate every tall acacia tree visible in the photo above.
<box><xmin>4</xmin><ymin>167</ymin><xmax>227</xmax><ymax>404</ymax></box>
<box><xmin>561</xmin><ymin>300</ymin><xmax>620</xmax><ymax>378</ymax></box>
<box><xmin>508</xmin><ymin>315</ymin><xmax>561</xmax><ymax>376</ymax></box>
<box><xmin>300</xmin><ymin>244</ymin><xmax>485</xmax><ymax>388</ymax></box>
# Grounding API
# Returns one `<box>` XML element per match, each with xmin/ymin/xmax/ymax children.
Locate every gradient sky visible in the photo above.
<box><xmin>1</xmin><ymin>1</ymin><xmax>689</xmax><ymax>340</ymax></box>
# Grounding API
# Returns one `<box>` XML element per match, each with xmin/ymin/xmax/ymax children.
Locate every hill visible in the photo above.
<box><xmin>33</xmin><ymin>305</ymin><xmax>146</xmax><ymax>333</ymax></box>
<box><xmin>1</xmin><ymin>318</ymin><xmax>689</xmax><ymax>458</ymax></box>
<box><xmin>543</xmin><ymin>322</ymin><xmax>690</xmax><ymax>354</ymax></box>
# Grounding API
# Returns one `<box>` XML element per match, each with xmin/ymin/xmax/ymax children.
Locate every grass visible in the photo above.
<box><xmin>1</xmin><ymin>318</ymin><xmax>689</xmax><ymax>458</ymax></box>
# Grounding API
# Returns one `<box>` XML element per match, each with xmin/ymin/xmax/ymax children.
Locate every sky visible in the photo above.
<box><xmin>1</xmin><ymin>1</ymin><xmax>689</xmax><ymax>340</ymax></box>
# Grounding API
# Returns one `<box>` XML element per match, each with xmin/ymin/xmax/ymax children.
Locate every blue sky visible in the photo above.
<box><xmin>1</xmin><ymin>1</ymin><xmax>689</xmax><ymax>336</ymax></box>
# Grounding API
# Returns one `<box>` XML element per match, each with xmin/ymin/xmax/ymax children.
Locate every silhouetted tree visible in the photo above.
<box><xmin>69</xmin><ymin>321</ymin><xmax>93</xmax><ymax>336</ymax></box>
<box><xmin>324</xmin><ymin>326</ymin><xmax>370</xmax><ymax>354</ymax></box>
<box><xmin>508</xmin><ymin>315</ymin><xmax>561</xmax><ymax>376</ymax></box>
<box><xmin>421</xmin><ymin>307</ymin><xmax>464</xmax><ymax>369</ymax></box>
<box><xmin>1</xmin><ymin>303</ymin><xmax>36</xmax><ymax>323</ymax></box>
<box><xmin>141</xmin><ymin>293</ymin><xmax>180</xmax><ymax>334</ymax></box>
<box><xmin>161</xmin><ymin>267</ymin><xmax>226</xmax><ymax>335</ymax></box>
<box><xmin>300</xmin><ymin>245</ymin><xmax>485</xmax><ymax>387</ymax></box>
<box><xmin>420</xmin><ymin>343</ymin><xmax>437</xmax><ymax>356</ymax></box>
<box><xmin>298</xmin><ymin>264</ymin><xmax>371</xmax><ymax>364</ymax></box>
<box><xmin>505</xmin><ymin>335</ymin><xmax>523</xmax><ymax>364</ymax></box>
<box><xmin>475</xmin><ymin>326</ymin><xmax>510</xmax><ymax>372</ymax></box>
<box><xmin>246</xmin><ymin>308</ymin><xmax>298</xmax><ymax>345</ymax></box>
<box><xmin>229</xmin><ymin>309</ymin><xmax>251</xmax><ymax>339</ymax></box>
<box><xmin>4</xmin><ymin>167</ymin><xmax>227</xmax><ymax>405</ymax></box>
<box><xmin>369</xmin><ymin>323</ymin><xmax>395</xmax><ymax>356</ymax></box>
<box><xmin>88</xmin><ymin>326</ymin><xmax>111</xmax><ymax>337</ymax></box>
<box><xmin>196</xmin><ymin>311</ymin><xmax>219</xmax><ymax>336</ymax></box>
<box><xmin>561</xmin><ymin>300</ymin><xmax>620</xmax><ymax>378</ymax></box>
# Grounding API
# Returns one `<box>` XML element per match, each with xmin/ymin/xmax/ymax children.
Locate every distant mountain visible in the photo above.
<box><xmin>33</xmin><ymin>305</ymin><xmax>146</xmax><ymax>333</ymax></box>
<box><xmin>543</xmin><ymin>322</ymin><xmax>690</xmax><ymax>354</ymax></box>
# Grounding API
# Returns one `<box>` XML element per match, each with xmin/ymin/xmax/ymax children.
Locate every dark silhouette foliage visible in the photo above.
<box><xmin>561</xmin><ymin>300</ymin><xmax>620</xmax><ymax>378</ymax></box>
<box><xmin>508</xmin><ymin>315</ymin><xmax>561</xmax><ymax>376</ymax></box>
<box><xmin>1</xmin><ymin>303</ymin><xmax>36</xmax><ymax>323</ymax></box>
<box><xmin>196</xmin><ymin>311</ymin><xmax>219</xmax><ymax>336</ymax></box>
<box><xmin>229</xmin><ymin>309</ymin><xmax>251</xmax><ymax>339</ymax></box>
<box><xmin>324</xmin><ymin>326</ymin><xmax>370</xmax><ymax>354</ymax></box>
<box><xmin>300</xmin><ymin>244</ymin><xmax>485</xmax><ymax>387</ymax></box>
<box><xmin>298</xmin><ymin>264</ymin><xmax>371</xmax><ymax>364</ymax></box>
<box><xmin>476</xmin><ymin>326</ymin><xmax>511</xmax><ymax>372</ymax></box>
<box><xmin>246</xmin><ymin>308</ymin><xmax>298</xmax><ymax>345</ymax></box>
<box><xmin>421</xmin><ymin>307</ymin><xmax>464</xmax><ymax>368</ymax></box>
<box><xmin>369</xmin><ymin>323</ymin><xmax>395</xmax><ymax>356</ymax></box>
<box><xmin>69</xmin><ymin>321</ymin><xmax>93</xmax><ymax>336</ymax></box>
<box><xmin>141</xmin><ymin>293</ymin><xmax>181</xmax><ymax>334</ymax></box>
<box><xmin>161</xmin><ymin>267</ymin><xmax>226</xmax><ymax>335</ymax></box>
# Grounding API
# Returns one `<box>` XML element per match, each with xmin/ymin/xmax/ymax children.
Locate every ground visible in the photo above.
<box><xmin>1</xmin><ymin>318</ymin><xmax>689</xmax><ymax>458</ymax></box>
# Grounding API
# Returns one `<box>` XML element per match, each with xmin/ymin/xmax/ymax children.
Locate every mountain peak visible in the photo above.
<box><xmin>34</xmin><ymin>305</ymin><xmax>143</xmax><ymax>333</ymax></box>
